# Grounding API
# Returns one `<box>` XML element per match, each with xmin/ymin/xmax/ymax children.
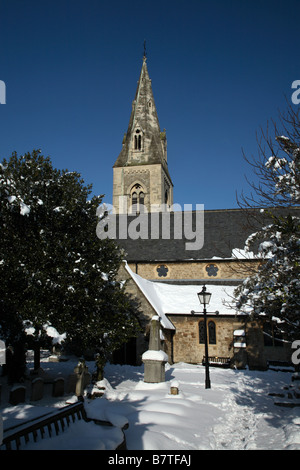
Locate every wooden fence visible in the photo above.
<box><xmin>1</xmin><ymin>401</ymin><xmax>127</xmax><ymax>450</ymax></box>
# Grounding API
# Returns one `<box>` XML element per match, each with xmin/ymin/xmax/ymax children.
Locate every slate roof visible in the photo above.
<box><xmin>111</xmin><ymin>207</ymin><xmax>300</xmax><ymax>262</ymax></box>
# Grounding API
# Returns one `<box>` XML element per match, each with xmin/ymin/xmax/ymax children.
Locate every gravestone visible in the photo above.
<box><xmin>9</xmin><ymin>385</ymin><xmax>26</xmax><ymax>405</ymax></box>
<box><xmin>30</xmin><ymin>377</ymin><xmax>44</xmax><ymax>401</ymax></box>
<box><xmin>142</xmin><ymin>316</ymin><xmax>168</xmax><ymax>383</ymax></box>
<box><xmin>74</xmin><ymin>360</ymin><xmax>90</xmax><ymax>398</ymax></box>
<box><xmin>52</xmin><ymin>377</ymin><xmax>65</xmax><ymax>397</ymax></box>
<box><xmin>0</xmin><ymin>340</ymin><xmax>5</xmax><ymax>365</ymax></box>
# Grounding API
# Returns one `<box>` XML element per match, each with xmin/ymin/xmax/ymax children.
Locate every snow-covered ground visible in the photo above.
<box><xmin>1</xmin><ymin>354</ymin><xmax>300</xmax><ymax>451</ymax></box>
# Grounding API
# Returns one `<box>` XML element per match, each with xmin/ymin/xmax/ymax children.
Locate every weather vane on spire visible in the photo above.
<box><xmin>143</xmin><ymin>40</ymin><xmax>147</xmax><ymax>60</ymax></box>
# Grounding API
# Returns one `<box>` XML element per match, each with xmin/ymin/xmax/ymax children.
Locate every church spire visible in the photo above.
<box><xmin>113</xmin><ymin>54</ymin><xmax>173</xmax><ymax>213</ymax></box>
<box><xmin>114</xmin><ymin>54</ymin><xmax>165</xmax><ymax>168</ymax></box>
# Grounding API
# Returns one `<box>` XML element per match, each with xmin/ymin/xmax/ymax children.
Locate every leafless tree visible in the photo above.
<box><xmin>238</xmin><ymin>102</ymin><xmax>300</xmax><ymax>212</ymax></box>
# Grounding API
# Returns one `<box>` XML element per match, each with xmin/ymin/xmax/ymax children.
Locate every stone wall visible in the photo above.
<box><xmin>117</xmin><ymin>264</ymin><xmax>293</xmax><ymax>369</ymax></box>
<box><xmin>167</xmin><ymin>315</ymin><xmax>246</xmax><ymax>364</ymax></box>
<box><xmin>117</xmin><ymin>264</ymin><xmax>160</xmax><ymax>364</ymax></box>
<box><xmin>246</xmin><ymin>320</ymin><xmax>292</xmax><ymax>368</ymax></box>
<box><xmin>113</xmin><ymin>164</ymin><xmax>171</xmax><ymax>213</ymax></box>
<box><xmin>128</xmin><ymin>259</ymin><xmax>260</xmax><ymax>282</ymax></box>
<box><xmin>165</xmin><ymin>315</ymin><xmax>292</xmax><ymax>369</ymax></box>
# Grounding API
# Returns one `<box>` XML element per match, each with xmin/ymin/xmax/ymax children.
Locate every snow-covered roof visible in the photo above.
<box><xmin>124</xmin><ymin>263</ymin><xmax>175</xmax><ymax>330</ymax></box>
<box><xmin>124</xmin><ymin>262</ymin><xmax>239</xmax><ymax>330</ymax></box>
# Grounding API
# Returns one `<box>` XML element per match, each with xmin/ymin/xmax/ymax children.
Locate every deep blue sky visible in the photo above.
<box><xmin>0</xmin><ymin>0</ymin><xmax>299</xmax><ymax>210</ymax></box>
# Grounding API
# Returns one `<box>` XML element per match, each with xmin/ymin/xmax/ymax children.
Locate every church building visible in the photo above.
<box><xmin>108</xmin><ymin>53</ymin><xmax>294</xmax><ymax>370</ymax></box>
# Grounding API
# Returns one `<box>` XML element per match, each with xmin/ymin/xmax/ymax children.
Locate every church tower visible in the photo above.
<box><xmin>113</xmin><ymin>54</ymin><xmax>173</xmax><ymax>214</ymax></box>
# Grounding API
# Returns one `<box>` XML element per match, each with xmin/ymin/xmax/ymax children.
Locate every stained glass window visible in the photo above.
<box><xmin>199</xmin><ymin>321</ymin><xmax>217</xmax><ymax>344</ymax></box>
<box><xmin>208</xmin><ymin>321</ymin><xmax>216</xmax><ymax>344</ymax></box>
<box><xmin>206</xmin><ymin>264</ymin><xmax>219</xmax><ymax>277</ymax></box>
<box><xmin>157</xmin><ymin>265</ymin><xmax>169</xmax><ymax>277</ymax></box>
<box><xmin>199</xmin><ymin>322</ymin><xmax>205</xmax><ymax>344</ymax></box>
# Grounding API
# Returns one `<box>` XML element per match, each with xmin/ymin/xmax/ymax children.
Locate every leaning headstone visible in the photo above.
<box><xmin>142</xmin><ymin>316</ymin><xmax>168</xmax><ymax>383</ymax></box>
<box><xmin>30</xmin><ymin>377</ymin><xmax>44</xmax><ymax>401</ymax></box>
<box><xmin>52</xmin><ymin>377</ymin><xmax>65</xmax><ymax>397</ymax></box>
<box><xmin>9</xmin><ymin>385</ymin><xmax>26</xmax><ymax>405</ymax></box>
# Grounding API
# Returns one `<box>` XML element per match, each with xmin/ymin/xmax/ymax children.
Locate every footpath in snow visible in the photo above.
<box><xmin>102</xmin><ymin>362</ymin><xmax>300</xmax><ymax>450</ymax></box>
<box><xmin>1</xmin><ymin>356</ymin><xmax>300</xmax><ymax>450</ymax></box>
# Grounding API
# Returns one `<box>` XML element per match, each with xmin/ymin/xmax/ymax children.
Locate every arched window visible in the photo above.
<box><xmin>199</xmin><ymin>322</ymin><xmax>205</xmax><ymax>344</ymax></box>
<box><xmin>130</xmin><ymin>184</ymin><xmax>146</xmax><ymax>213</ymax></box>
<box><xmin>208</xmin><ymin>321</ymin><xmax>216</xmax><ymax>344</ymax></box>
<box><xmin>134</xmin><ymin>129</ymin><xmax>142</xmax><ymax>150</ymax></box>
<box><xmin>165</xmin><ymin>189</ymin><xmax>168</xmax><ymax>205</ymax></box>
<box><xmin>139</xmin><ymin>192</ymin><xmax>144</xmax><ymax>212</ymax></box>
<box><xmin>199</xmin><ymin>320</ymin><xmax>217</xmax><ymax>344</ymax></box>
<box><xmin>132</xmin><ymin>192</ymin><xmax>138</xmax><ymax>214</ymax></box>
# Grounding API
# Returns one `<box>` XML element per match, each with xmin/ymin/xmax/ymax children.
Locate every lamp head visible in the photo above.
<box><xmin>197</xmin><ymin>285</ymin><xmax>212</xmax><ymax>306</ymax></box>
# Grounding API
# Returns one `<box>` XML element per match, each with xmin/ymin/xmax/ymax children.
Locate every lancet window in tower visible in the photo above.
<box><xmin>134</xmin><ymin>129</ymin><xmax>142</xmax><ymax>150</ymax></box>
<box><xmin>130</xmin><ymin>183</ymin><xmax>145</xmax><ymax>214</ymax></box>
<box><xmin>131</xmin><ymin>192</ymin><xmax>138</xmax><ymax>213</ymax></box>
<box><xmin>165</xmin><ymin>189</ymin><xmax>169</xmax><ymax>205</ymax></box>
<box><xmin>164</xmin><ymin>180</ymin><xmax>171</xmax><ymax>206</ymax></box>
<box><xmin>139</xmin><ymin>192</ymin><xmax>145</xmax><ymax>212</ymax></box>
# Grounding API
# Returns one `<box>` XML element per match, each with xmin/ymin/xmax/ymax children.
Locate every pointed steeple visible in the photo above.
<box><xmin>114</xmin><ymin>56</ymin><xmax>168</xmax><ymax>169</ymax></box>
<box><xmin>113</xmin><ymin>55</ymin><xmax>173</xmax><ymax>214</ymax></box>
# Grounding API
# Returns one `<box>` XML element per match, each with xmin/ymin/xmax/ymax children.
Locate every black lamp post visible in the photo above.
<box><xmin>197</xmin><ymin>285</ymin><xmax>212</xmax><ymax>389</ymax></box>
